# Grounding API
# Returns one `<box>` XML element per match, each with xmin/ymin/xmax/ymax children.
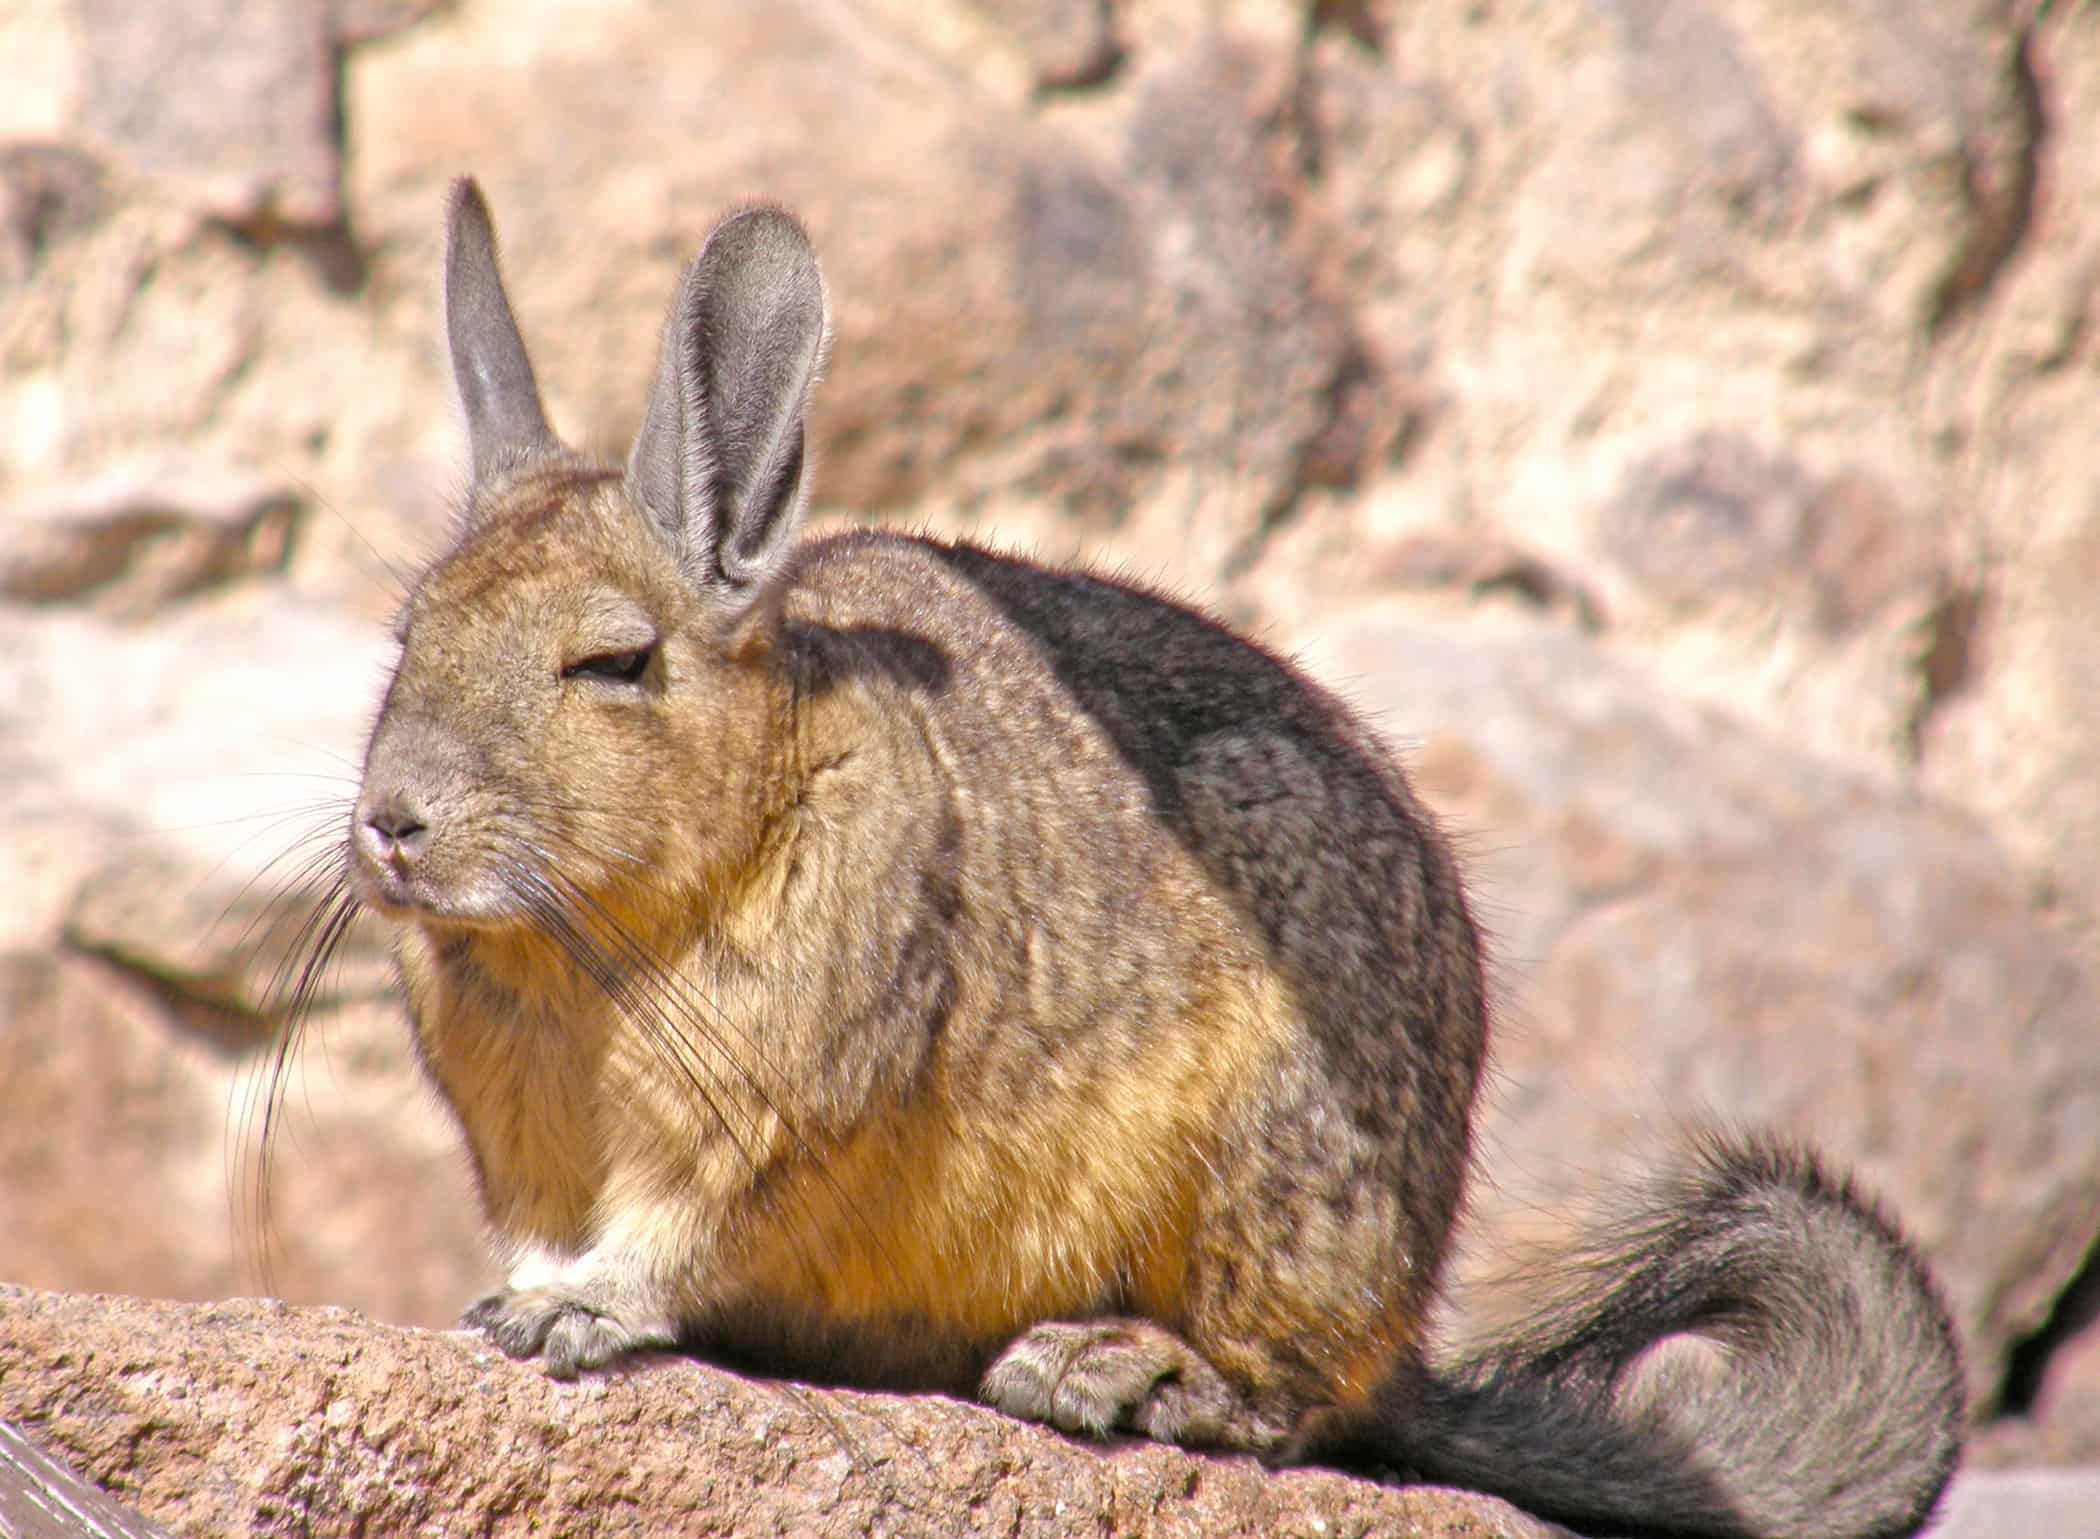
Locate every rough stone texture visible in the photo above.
<box><xmin>2</xmin><ymin>461</ymin><xmax>299</xmax><ymax>610</ymax></box>
<box><xmin>0</xmin><ymin>593</ymin><xmax>489</xmax><ymax>1328</ymax></box>
<box><xmin>62</xmin><ymin>0</ymin><xmax>445</xmax><ymax>231</ymax></box>
<box><xmin>968</xmin><ymin>0</ymin><xmax>1123</xmax><ymax>90</ymax></box>
<box><xmin>2</xmin><ymin>0</ymin><xmax>2098</xmax><ymax>1504</ymax></box>
<box><xmin>1930</xmin><ymin>1467</ymin><xmax>2100</xmax><ymax>1539</ymax></box>
<box><xmin>0</xmin><ymin>951</ymin><xmax>484</xmax><ymax>1331</ymax></box>
<box><xmin>0</xmin><ymin>1289</ymin><xmax>1563</xmax><ymax>1539</ymax></box>
<box><xmin>0</xmin><ymin>1418</ymin><xmax>178</xmax><ymax>1539</ymax></box>
<box><xmin>1971</xmin><ymin>1255</ymin><xmax>2100</xmax><ymax>1471</ymax></box>
<box><xmin>332</xmin><ymin>0</ymin><xmax>1389</xmax><ymax>569</ymax></box>
<box><xmin>1315</xmin><ymin>610</ymin><xmax>2100</xmax><ymax>1412</ymax></box>
<box><xmin>73</xmin><ymin>0</ymin><xmax>341</xmax><ymax>229</ymax></box>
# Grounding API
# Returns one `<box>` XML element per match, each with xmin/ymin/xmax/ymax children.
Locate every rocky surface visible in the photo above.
<box><xmin>1932</xmin><ymin>1466</ymin><xmax>2100</xmax><ymax>1539</ymax></box>
<box><xmin>1316</xmin><ymin>610</ymin><xmax>2098</xmax><ymax>1415</ymax></box>
<box><xmin>3</xmin><ymin>0</ymin><xmax>2098</xmax><ymax>1524</ymax></box>
<box><xmin>0</xmin><ymin>1288</ymin><xmax>1563</xmax><ymax>1539</ymax></box>
<box><xmin>1</xmin><ymin>1415</ymin><xmax>178</xmax><ymax>1539</ymax></box>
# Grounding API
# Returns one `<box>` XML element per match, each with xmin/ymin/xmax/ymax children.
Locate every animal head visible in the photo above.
<box><xmin>349</xmin><ymin>179</ymin><xmax>830</xmax><ymax>932</ymax></box>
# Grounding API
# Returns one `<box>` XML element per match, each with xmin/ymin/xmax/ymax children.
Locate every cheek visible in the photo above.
<box><xmin>559</xmin><ymin>699</ymin><xmax>741</xmax><ymax>817</ymax></box>
<box><xmin>529</xmin><ymin>668</ymin><xmax>775</xmax><ymax>874</ymax></box>
<box><xmin>541</xmin><ymin>707</ymin><xmax>671</xmax><ymax>795</ymax></box>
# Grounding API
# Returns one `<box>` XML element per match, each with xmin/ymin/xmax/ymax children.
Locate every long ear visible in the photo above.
<box><xmin>445</xmin><ymin>177</ymin><xmax>557</xmax><ymax>482</ymax></box>
<box><xmin>626</xmin><ymin>205</ymin><xmax>829</xmax><ymax>598</ymax></box>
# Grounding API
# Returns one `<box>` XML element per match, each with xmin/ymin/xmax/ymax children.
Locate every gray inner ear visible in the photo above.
<box><xmin>627</xmin><ymin>206</ymin><xmax>828</xmax><ymax>598</ymax></box>
<box><xmin>445</xmin><ymin>178</ymin><xmax>556</xmax><ymax>484</ymax></box>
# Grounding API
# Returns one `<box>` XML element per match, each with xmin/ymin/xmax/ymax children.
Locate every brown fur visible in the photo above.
<box><xmin>327</xmin><ymin>182</ymin><xmax>1961</xmax><ymax>1538</ymax></box>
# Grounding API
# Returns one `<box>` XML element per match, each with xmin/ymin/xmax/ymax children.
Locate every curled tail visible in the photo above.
<box><xmin>1362</xmin><ymin>1136</ymin><xmax>1963</xmax><ymax>1539</ymax></box>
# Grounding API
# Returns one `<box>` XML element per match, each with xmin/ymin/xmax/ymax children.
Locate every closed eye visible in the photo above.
<box><xmin>562</xmin><ymin>645</ymin><xmax>654</xmax><ymax>683</ymax></box>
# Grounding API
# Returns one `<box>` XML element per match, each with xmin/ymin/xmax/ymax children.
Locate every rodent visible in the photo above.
<box><xmin>337</xmin><ymin>178</ymin><xmax>1962</xmax><ymax>1538</ymax></box>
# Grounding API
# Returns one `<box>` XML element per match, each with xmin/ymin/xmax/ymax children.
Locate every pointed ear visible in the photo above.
<box><xmin>626</xmin><ymin>205</ymin><xmax>829</xmax><ymax>599</ymax></box>
<box><xmin>445</xmin><ymin>178</ymin><xmax>557</xmax><ymax>483</ymax></box>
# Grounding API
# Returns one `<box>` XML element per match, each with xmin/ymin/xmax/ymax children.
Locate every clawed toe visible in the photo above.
<box><xmin>460</xmin><ymin>1286</ymin><xmax>671</xmax><ymax>1378</ymax></box>
<box><xmin>981</xmin><ymin>1318</ymin><xmax>1244</xmax><ymax>1446</ymax></box>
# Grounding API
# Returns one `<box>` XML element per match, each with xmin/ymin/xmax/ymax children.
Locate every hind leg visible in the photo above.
<box><xmin>978</xmin><ymin>1089</ymin><xmax>1442</xmax><ymax>1456</ymax></box>
<box><xmin>980</xmin><ymin>1317</ymin><xmax>1293</xmax><ymax>1451</ymax></box>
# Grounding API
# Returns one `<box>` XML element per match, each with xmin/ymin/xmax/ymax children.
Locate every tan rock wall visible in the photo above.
<box><xmin>2</xmin><ymin>0</ymin><xmax>2095</xmax><ymax>1502</ymax></box>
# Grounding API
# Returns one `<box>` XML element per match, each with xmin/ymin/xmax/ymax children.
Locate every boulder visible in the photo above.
<box><xmin>0</xmin><ymin>1288</ymin><xmax>1562</xmax><ymax>1539</ymax></box>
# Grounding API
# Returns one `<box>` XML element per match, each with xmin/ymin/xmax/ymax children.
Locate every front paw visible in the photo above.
<box><xmin>462</xmin><ymin>1286</ymin><xmax>675</xmax><ymax>1379</ymax></box>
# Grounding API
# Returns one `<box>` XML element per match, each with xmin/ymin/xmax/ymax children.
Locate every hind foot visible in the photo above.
<box><xmin>980</xmin><ymin>1317</ymin><xmax>1281</xmax><ymax>1450</ymax></box>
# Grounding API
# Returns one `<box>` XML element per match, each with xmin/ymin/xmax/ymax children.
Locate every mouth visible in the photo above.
<box><xmin>348</xmin><ymin>868</ymin><xmax>446</xmax><ymax>926</ymax></box>
<box><xmin>346</xmin><ymin>849</ymin><xmax>514</xmax><ymax>929</ymax></box>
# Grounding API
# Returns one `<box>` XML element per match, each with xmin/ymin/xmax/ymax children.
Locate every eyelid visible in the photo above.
<box><xmin>562</xmin><ymin>644</ymin><xmax>654</xmax><ymax>683</ymax></box>
<box><xmin>566</xmin><ymin>592</ymin><xmax>660</xmax><ymax>679</ymax></box>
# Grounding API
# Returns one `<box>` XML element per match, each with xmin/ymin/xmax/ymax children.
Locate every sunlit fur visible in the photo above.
<box><xmin>261</xmin><ymin>181</ymin><xmax>1963</xmax><ymax>1539</ymax></box>
<box><xmin>355</xmin><ymin>472</ymin><xmax>1404</xmax><ymax>1421</ymax></box>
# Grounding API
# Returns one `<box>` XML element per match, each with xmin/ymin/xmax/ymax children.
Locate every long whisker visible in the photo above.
<box><xmin>505</xmin><ymin>866</ymin><xmax>773</xmax><ymax>1178</ymax></box>
<box><xmin>507</xmin><ymin>803</ymin><xmax>820</xmax><ymax>1088</ymax></box>
<box><xmin>512</xmin><ymin>847</ymin><xmax>910</xmax><ymax>1296</ymax></box>
<box><xmin>230</xmin><ymin>832</ymin><xmax>365</xmax><ymax>1294</ymax></box>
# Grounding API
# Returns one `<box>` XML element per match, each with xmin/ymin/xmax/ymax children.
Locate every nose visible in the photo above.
<box><xmin>357</xmin><ymin>792</ymin><xmax>431</xmax><ymax>868</ymax></box>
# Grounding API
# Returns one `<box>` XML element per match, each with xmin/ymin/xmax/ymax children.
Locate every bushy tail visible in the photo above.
<box><xmin>1366</xmin><ymin>1136</ymin><xmax>1963</xmax><ymax>1539</ymax></box>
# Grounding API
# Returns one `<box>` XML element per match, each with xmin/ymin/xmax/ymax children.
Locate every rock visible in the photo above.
<box><xmin>1365</xmin><ymin>531</ymin><xmax>1605</xmax><ymax>632</ymax></box>
<box><xmin>3</xmin><ymin>0</ymin><xmax>2100</xmax><ymax>1484</ymax></box>
<box><xmin>1315</xmin><ymin>609</ymin><xmax>2100</xmax><ymax>1415</ymax></box>
<box><xmin>1601</xmin><ymin>430</ymin><xmax>1813</xmax><ymax>607</ymax></box>
<box><xmin>1904</xmin><ymin>0</ymin><xmax>2100</xmax><ymax>968</ymax></box>
<box><xmin>345</xmin><ymin>3</ymin><xmax>1390</xmax><ymax>563</ymax></box>
<box><xmin>1924</xmin><ymin>493</ymin><xmax>2100</xmax><ymax>958</ymax></box>
<box><xmin>967</xmin><ymin>0</ymin><xmax>1122</xmax><ymax>90</ymax></box>
<box><xmin>0</xmin><ymin>1419</ymin><xmax>177</xmax><ymax>1539</ymax></box>
<box><xmin>0</xmin><ymin>954</ymin><xmax>236</xmax><ymax>1309</ymax></box>
<box><xmin>73</xmin><ymin>0</ymin><xmax>342</xmax><ymax>229</ymax></box>
<box><xmin>0</xmin><ymin>145</ymin><xmax>109</xmax><ymax>288</ymax></box>
<box><xmin>2031</xmin><ymin>1357</ymin><xmax>2100</xmax><ymax>1475</ymax></box>
<box><xmin>1295</xmin><ymin>35</ymin><xmax>1476</xmax><ymax>296</ymax></box>
<box><xmin>2024</xmin><ymin>1305</ymin><xmax>2100</xmax><ymax>1469</ymax></box>
<box><xmin>0</xmin><ymin>944</ymin><xmax>481</xmax><ymax>1335</ymax></box>
<box><xmin>1290</xmin><ymin>0</ymin><xmax>2085</xmax><ymax>806</ymax></box>
<box><xmin>62</xmin><ymin>0</ymin><xmax>443</xmax><ymax>230</ymax></box>
<box><xmin>1</xmin><ymin>461</ymin><xmax>300</xmax><ymax>611</ymax></box>
<box><xmin>1928</xmin><ymin>1466</ymin><xmax>2100</xmax><ymax>1539</ymax></box>
<box><xmin>0</xmin><ymin>591</ymin><xmax>385</xmax><ymax>946</ymax></box>
<box><xmin>1120</xmin><ymin>37</ymin><xmax>1398</xmax><ymax>524</ymax></box>
<box><xmin>326</xmin><ymin>0</ymin><xmax>449</xmax><ymax>47</ymax></box>
<box><xmin>1599</xmin><ymin>432</ymin><xmax>1943</xmax><ymax>632</ymax></box>
<box><xmin>1799</xmin><ymin>466</ymin><xmax>1943</xmax><ymax>635</ymax></box>
<box><xmin>1309</xmin><ymin>0</ymin><xmax>1397</xmax><ymax>51</ymax></box>
<box><xmin>1538</xmin><ymin>0</ymin><xmax>1795</xmax><ymax>287</ymax></box>
<box><xmin>1971</xmin><ymin>1260</ymin><xmax>2100</xmax><ymax>1471</ymax></box>
<box><xmin>0</xmin><ymin>592</ymin><xmax>486</xmax><ymax>1329</ymax></box>
<box><xmin>0</xmin><ymin>1288</ymin><xmax>1566</xmax><ymax>1539</ymax></box>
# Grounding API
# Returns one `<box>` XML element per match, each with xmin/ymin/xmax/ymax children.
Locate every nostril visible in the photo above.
<box><xmin>360</xmin><ymin>796</ymin><xmax>431</xmax><ymax>861</ymax></box>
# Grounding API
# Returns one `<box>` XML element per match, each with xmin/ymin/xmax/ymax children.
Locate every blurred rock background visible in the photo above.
<box><xmin>0</xmin><ymin>0</ymin><xmax>2095</xmax><ymax>1477</ymax></box>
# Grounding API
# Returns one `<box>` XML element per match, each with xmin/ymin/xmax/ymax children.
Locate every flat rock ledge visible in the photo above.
<box><xmin>0</xmin><ymin>1286</ymin><xmax>1558</xmax><ymax>1538</ymax></box>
